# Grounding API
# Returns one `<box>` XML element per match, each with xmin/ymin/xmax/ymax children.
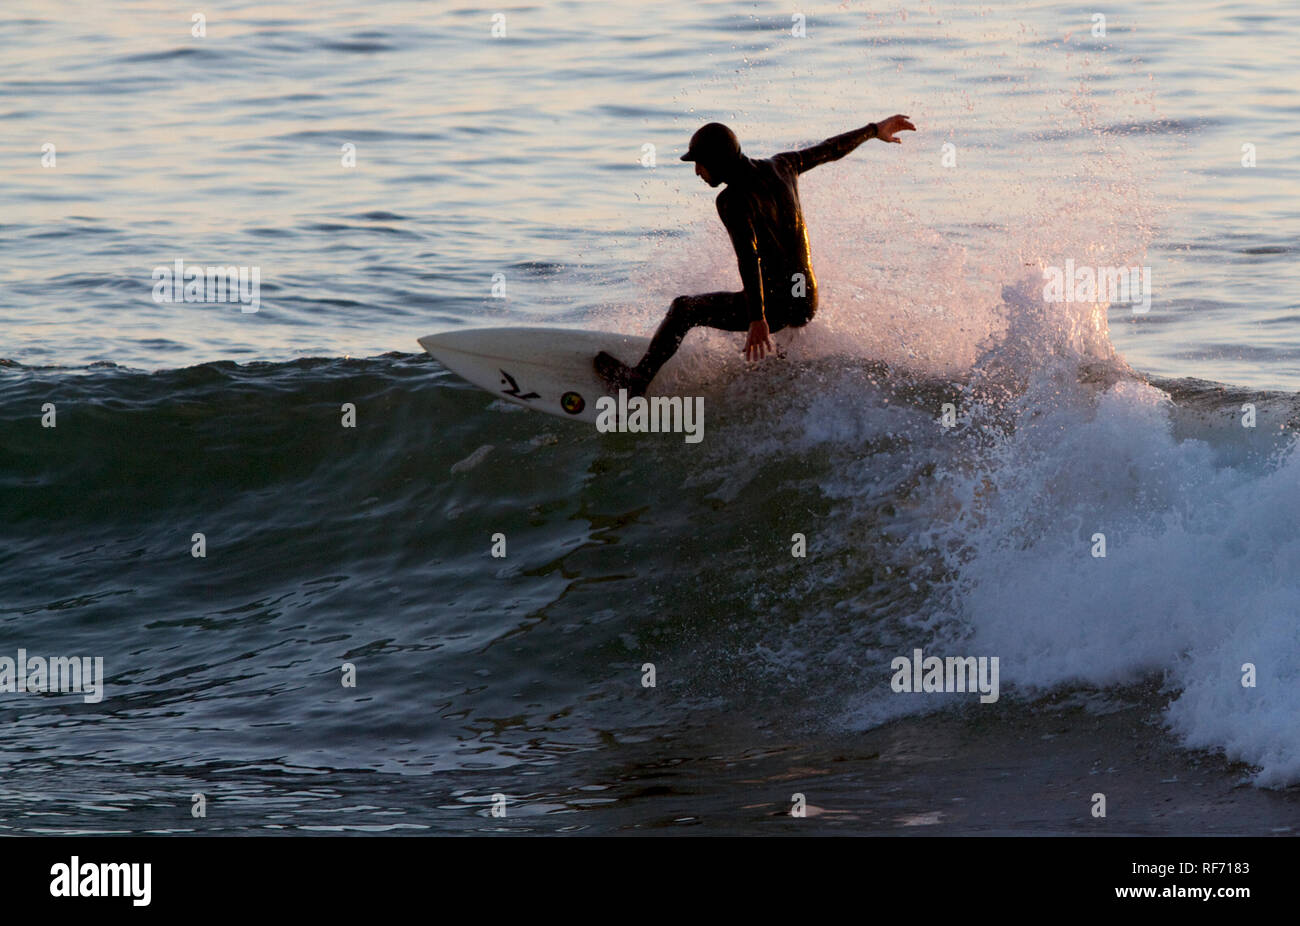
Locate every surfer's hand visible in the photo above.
<box><xmin>876</xmin><ymin>114</ymin><xmax>915</xmax><ymax>143</ymax></box>
<box><xmin>745</xmin><ymin>320</ymin><xmax>774</xmax><ymax>361</ymax></box>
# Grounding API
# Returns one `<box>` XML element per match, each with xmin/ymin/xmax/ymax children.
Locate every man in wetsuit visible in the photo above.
<box><xmin>595</xmin><ymin>115</ymin><xmax>916</xmax><ymax>396</ymax></box>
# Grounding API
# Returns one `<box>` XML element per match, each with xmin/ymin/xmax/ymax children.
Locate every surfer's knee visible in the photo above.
<box><xmin>664</xmin><ymin>296</ymin><xmax>700</xmax><ymax>330</ymax></box>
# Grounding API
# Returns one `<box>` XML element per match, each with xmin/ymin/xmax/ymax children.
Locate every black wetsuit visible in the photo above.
<box><xmin>630</xmin><ymin>154</ymin><xmax>815</xmax><ymax>378</ymax></box>
<box><xmin>625</xmin><ymin>124</ymin><xmax>879</xmax><ymax>385</ymax></box>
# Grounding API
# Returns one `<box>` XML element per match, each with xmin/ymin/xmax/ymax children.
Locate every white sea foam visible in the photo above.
<box><xmin>857</xmin><ymin>279</ymin><xmax>1299</xmax><ymax>786</ymax></box>
<box><xmin>928</xmin><ymin>363</ymin><xmax>1300</xmax><ymax>786</ymax></box>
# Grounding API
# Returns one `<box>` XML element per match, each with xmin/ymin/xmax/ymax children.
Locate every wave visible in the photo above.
<box><xmin>3</xmin><ymin>277</ymin><xmax>1299</xmax><ymax>785</ymax></box>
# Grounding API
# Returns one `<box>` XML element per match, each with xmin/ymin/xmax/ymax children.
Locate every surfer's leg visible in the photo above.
<box><xmin>631</xmin><ymin>291</ymin><xmax>749</xmax><ymax>382</ymax></box>
<box><xmin>595</xmin><ymin>291</ymin><xmax>747</xmax><ymax>395</ymax></box>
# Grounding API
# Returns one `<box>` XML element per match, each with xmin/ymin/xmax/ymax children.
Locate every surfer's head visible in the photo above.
<box><xmin>681</xmin><ymin>122</ymin><xmax>742</xmax><ymax>187</ymax></box>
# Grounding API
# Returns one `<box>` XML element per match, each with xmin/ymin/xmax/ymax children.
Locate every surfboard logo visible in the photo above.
<box><xmin>560</xmin><ymin>391</ymin><xmax>585</xmax><ymax>415</ymax></box>
<box><xmin>499</xmin><ymin>369</ymin><xmax>540</xmax><ymax>401</ymax></box>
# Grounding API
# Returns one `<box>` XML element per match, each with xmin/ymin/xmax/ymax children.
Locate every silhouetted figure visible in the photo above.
<box><xmin>595</xmin><ymin>115</ymin><xmax>916</xmax><ymax>396</ymax></box>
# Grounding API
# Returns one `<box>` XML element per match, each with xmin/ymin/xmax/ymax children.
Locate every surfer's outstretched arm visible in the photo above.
<box><xmin>780</xmin><ymin>114</ymin><xmax>916</xmax><ymax>173</ymax></box>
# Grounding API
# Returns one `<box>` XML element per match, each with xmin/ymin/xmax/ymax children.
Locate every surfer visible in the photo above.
<box><xmin>595</xmin><ymin>116</ymin><xmax>916</xmax><ymax>396</ymax></box>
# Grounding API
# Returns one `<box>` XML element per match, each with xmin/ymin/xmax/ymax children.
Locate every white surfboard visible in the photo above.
<box><xmin>418</xmin><ymin>327</ymin><xmax>679</xmax><ymax>423</ymax></box>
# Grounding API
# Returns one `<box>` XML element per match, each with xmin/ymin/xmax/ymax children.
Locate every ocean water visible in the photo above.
<box><xmin>2</xmin><ymin>0</ymin><xmax>1299</xmax><ymax>834</ymax></box>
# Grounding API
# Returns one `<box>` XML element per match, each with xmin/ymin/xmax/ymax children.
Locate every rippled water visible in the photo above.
<box><xmin>2</xmin><ymin>0</ymin><xmax>1299</xmax><ymax>834</ymax></box>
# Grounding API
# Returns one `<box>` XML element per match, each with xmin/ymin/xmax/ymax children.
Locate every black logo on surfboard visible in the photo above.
<box><xmin>499</xmin><ymin>369</ymin><xmax>540</xmax><ymax>401</ymax></box>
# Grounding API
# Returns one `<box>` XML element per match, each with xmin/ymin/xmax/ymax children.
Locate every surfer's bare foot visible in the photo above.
<box><xmin>594</xmin><ymin>351</ymin><xmax>649</xmax><ymax>397</ymax></box>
